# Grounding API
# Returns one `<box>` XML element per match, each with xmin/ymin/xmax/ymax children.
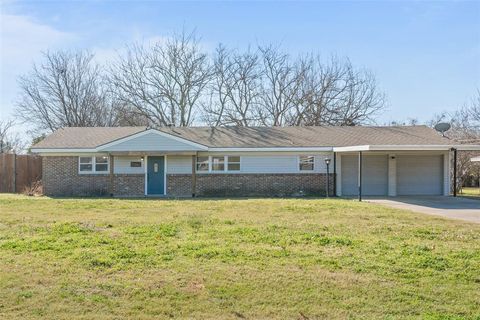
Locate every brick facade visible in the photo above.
<box><xmin>168</xmin><ymin>173</ymin><xmax>334</xmax><ymax>197</ymax></box>
<box><xmin>113</xmin><ymin>175</ymin><xmax>144</xmax><ymax>196</ymax></box>
<box><xmin>43</xmin><ymin>156</ymin><xmax>333</xmax><ymax>197</ymax></box>
<box><xmin>43</xmin><ymin>157</ymin><xmax>144</xmax><ymax>197</ymax></box>
<box><xmin>167</xmin><ymin>174</ymin><xmax>193</xmax><ymax>197</ymax></box>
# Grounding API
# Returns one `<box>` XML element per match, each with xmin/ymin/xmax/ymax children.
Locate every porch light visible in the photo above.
<box><xmin>141</xmin><ymin>156</ymin><xmax>144</xmax><ymax>161</ymax></box>
<box><xmin>324</xmin><ymin>158</ymin><xmax>331</xmax><ymax>197</ymax></box>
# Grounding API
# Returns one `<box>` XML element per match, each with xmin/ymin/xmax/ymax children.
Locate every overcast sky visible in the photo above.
<box><xmin>1</xmin><ymin>0</ymin><xmax>479</xmax><ymax>133</ymax></box>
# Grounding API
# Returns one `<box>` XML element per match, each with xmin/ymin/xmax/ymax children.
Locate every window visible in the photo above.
<box><xmin>227</xmin><ymin>156</ymin><xmax>240</xmax><ymax>171</ymax></box>
<box><xmin>79</xmin><ymin>157</ymin><xmax>93</xmax><ymax>172</ymax></box>
<box><xmin>211</xmin><ymin>156</ymin><xmax>225</xmax><ymax>171</ymax></box>
<box><xmin>95</xmin><ymin>156</ymin><xmax>109</xmax><ymax>172</ymax></box>
<box><xmin>299</xmin><ymin>156</ymin><xmax>314</xmax><ymax>171</ymax></box>
<box><xmin>196</xmin><ymin>156</ymin><xmax>209</xmax><ymax>172</ymax></box>
<box><xmin>130</xmin><ymin>161</ymin><xmax>142</xmax><ymax>168</ymax></box>
<box><xmin>78</xmin><ymin>156</ymin><xmax>109</xmax><ymax>174</ymax></box>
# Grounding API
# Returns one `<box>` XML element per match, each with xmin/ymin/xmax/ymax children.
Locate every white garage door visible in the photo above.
<box><xmin>341</xmin><ymin>155</ymin><xmax>388</xmax><ymax>196</ymax></box>
<box><xmin>397</xmin><ymin>155</ymin><xmax>443</xmax><ymax>195</ymax></box>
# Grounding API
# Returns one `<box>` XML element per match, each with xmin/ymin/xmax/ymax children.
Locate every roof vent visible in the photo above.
<box><xmin>434</xmin><ymin>122</ymin><xmax>451</xmax><ymax>137</ymax></box>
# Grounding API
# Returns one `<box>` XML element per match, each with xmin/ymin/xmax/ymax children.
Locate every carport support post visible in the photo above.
<box><xmin>453</xmin><ymin>148</ymin><xmax>457</xmax><ymax>197</ymax></box>
<box><xmin>192</xmin><ymin>154</ymin><xmax>197</xmax><ymax>198</ymax></box>
<box><xmin>333</xmin><ymin>152</ymin><xmax>337</xmax><ymax>197</ymax></box>
<box><xmin>358</xmin><ymin>151</ymin><xmax>362</xmax><ymax>201</ymax></box>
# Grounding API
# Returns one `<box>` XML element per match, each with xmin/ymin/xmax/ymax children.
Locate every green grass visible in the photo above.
<box><xmin>460</xmin><ymin>187</ymin><xmax>480</xmax><ymax>198</ymax></box>
<box><xmin>0</xmin><ymin>195</ymin><xmax>479</xmax><ymax>319</ymax></box>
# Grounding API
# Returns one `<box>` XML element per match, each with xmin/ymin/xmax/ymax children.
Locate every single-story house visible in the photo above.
<box><xmin>31</xmin><ymin>126</ymin><xmax>480</xmax><ymax>198</ymax></box>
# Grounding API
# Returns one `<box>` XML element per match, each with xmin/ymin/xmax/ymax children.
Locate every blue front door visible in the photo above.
<box><xmin>147</xmin><ymin>156</ymin><xmax>165</xmax><ymax>195</ymax></box>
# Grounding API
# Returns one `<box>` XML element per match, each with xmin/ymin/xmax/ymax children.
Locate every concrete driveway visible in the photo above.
<box><xmin>366</xmin><ymin>196</ymin><xmax>480</xmax><ymax>223</ymax></box>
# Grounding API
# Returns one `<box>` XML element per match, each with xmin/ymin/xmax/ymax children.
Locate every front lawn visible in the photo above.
<box><xmin>0</xmin><ymin>195</ymin><xmax>479</xmax><ymax>319</ymax></box>
<box><xmin>460</xmin><ymin>187</ymin><xmax>480</xmax><ymax>198</ymax></box>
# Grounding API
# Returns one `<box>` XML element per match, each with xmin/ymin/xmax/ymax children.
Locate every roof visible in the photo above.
<box><xmin>32</xmin><ymin>125</ymin><xmax>458</xmax><ymax>151</ymax></box>
<box><xmin>33</xmin><ymin>127</ymin><xmax>147</xmax><ymax>149</ymax></box>
<box><xmin>160</xmin><ymin>126</ymin><xmax>452</xmax><ymax>148</ymax></box>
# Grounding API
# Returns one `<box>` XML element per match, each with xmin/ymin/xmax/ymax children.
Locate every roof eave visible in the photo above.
<box><xmin>334</xmin><ymin>145</ymin><xmax>480</xmax><ymax>152</ymax></box>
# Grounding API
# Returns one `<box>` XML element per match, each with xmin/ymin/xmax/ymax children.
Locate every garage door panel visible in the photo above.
<box><xmin>341</xmin><ymin>155</ymin><xmax>388</xmax><ymax>196</ymax></box>
<box><xmin>397</xmin><ymin>155</ymin><xmax>443</xmax><ymax>195</ymax></box>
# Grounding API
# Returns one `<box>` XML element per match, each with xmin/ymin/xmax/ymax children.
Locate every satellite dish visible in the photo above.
<box><xmin>434</xmin><ymin>122</ymin><xmax>451</xmax><ymax>136</ymax></box>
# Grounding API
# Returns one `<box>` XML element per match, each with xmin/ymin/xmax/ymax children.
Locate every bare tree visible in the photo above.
<box><xmin>204</xmin><ymin>46</ymin><xmax>262</xmax><ymax>126</ymax></box>
<box><xmin>294</xmin><ymin>56</ymin><xmax>385</xmax><ymax>126</ymax></box>
<box><xmin>0</xmin><ymin>120</ymin><xmax>25</xmax><ymax>153</ymax></box>
<box><xmin>431</xmin><ymin>90</ymin><xmax>480</xmax><ymax>192</ymax></box>
<box><xmin>257</xmin><ymin>46</ymin><xmax>306</xmax><ymax>126</ymax></box>
<box><xmin>110</xmin><ymin>31</ymin><xmax>211</xmax><ymax>127</ymax></box>
<box><xmin>16</xmin><ymin>50</ymin><xmax>117</xmax><ymax>134</ymax></box>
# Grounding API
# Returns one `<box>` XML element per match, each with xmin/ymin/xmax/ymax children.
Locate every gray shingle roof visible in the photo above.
<box><xmin>161</xmin><ymin>126</ymin><xmax>452</xmax><ymax>148</ymax></box>
<box><xmin>32</xmin><ymin>125</ymin><xmax>453</xmax><ymax>149</ymax></box>
<box><xmin>33</xmin><ymin>127</ymin><xmax>147</xmax><ymax>149</ymax></box>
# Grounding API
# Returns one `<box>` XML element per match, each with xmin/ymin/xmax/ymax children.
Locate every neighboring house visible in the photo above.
<box><xmin>31</xmin><ymin>126</ymin><xmax>480</xmax><ymax>197</ymax></box>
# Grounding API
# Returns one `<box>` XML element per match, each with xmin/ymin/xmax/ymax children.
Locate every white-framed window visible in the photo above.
<box><xmin>196</xmin><ymin>156</ymin><xmax>241</xmax><ymax>173</ymax></box>
<box><xmin>211</xmin><ymin>156</ymin><xmax>225</xmax><ymax>172</ymax></box>
<box><xmin>299</xmin><ymin>155</ymin><xmax>314</xmax><ymax>171</ymax></box>
<box><xmin>227</xmin><ymin>156</ymin><xmax>240</xmax><ymax>171</ymax></box>
<box><xmin>79</xmin><ymin>157</ymin><xmax>93</xmax><ymax>172</ymax></box>
<box><xmin>78</xmin><ymin>156</ymin><xmax>109</xmax><ymax>174</ymax></box>
<box><xmin>196</xmin><ymin>156</ymin><xmax>209</xmax><ymax>172</ymax></box>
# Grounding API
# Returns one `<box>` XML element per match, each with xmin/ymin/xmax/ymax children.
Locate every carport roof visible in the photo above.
<box><xmin>31</xmin><ymin>125</ymin><xmax>480</xmax><ymax>151</ymax></box>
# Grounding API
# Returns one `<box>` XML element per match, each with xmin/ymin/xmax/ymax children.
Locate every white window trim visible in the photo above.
<box><xmin>78</xmin><ymin>156</ymin><xmax>110</xmax><ymax>174</ymax></box>
<box><xmin>226</xmin><ymin>155</ymin><xmax>241</xmax><ymax>172</ymax></box>
<box><xmin>298</xmin><ymin>155</ymin><xmax>315</xmax><ymax>172</ymax></box>
<box><xmin>211</xmin><ymin>155</ymin><xmax>226</xmax><ymax>172</ymax></box>
<box><xmin>196</xmin><ymin>156</ymin><xmax>242</xmax><ymax>173</ymax></box>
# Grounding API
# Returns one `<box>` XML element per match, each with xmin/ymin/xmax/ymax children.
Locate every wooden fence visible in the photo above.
<box><xmin>0</xmin><ymin>154</ymin><xmax>42</xmax><ymax>193</ymax></box>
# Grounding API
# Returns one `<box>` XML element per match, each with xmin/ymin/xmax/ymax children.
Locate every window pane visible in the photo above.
<box><xmin>228</xmin><ymin>163</ymin><xmax>240</xmax><ymax>171</ymax></box>
<box><xmin>80</xmin><ymin>164</ymin><xmax>92</xmax><ymax>172</ymax></box>
<box><xmin>211</xmin><ymin>156</ymin><xmax>225</xmax><ymax>171</ymax></box>
<box><xmin>228</xmin><ymin>156</ymin><xmax>240</xmax><ymax>163</ymax></box>
<box><xmin>95</xmin><ymin>156</ymin><xmax>108</xmax><ymax>164</ymax></box>
<box><xmin>196</xmin><ymin>156</ymin><xmax>209</xmax><ymax>171</ymax></box>
<box><xmin>95</xmin><ymin>156</ymin><xmax>109</xmax><ymax>172</ymax></box>
<box><xmin>299</xmin><ymin>156</ymin><xmax>314</xmax><ymax>171</ymax></box>
<box><xmin>80</xmin><ymin>157</ymin><xmax>92</xmax><ymax>164</ymax></box>
<box><xmin>95</xmin><ymin>164</ymin><xmax>108</xmax><ymax>172</ymax></box>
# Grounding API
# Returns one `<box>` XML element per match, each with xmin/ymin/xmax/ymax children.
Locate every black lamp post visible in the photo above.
<box><xmin>324</xmin><ymin>158</ymin><xmax>331</xmax><ymax>197</ymax></box>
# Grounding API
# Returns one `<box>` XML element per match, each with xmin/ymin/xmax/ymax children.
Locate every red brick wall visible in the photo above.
<box><xmin>113</xmin><ymin>174</ymin><xmax>144</xmax><ymax>196</ymax></box>
<box><xmin>43</xmin><ymin>157</ymin><xmax>144</xmax><ymax>197</ymax></box>
<box><xmin>168</xmin><ymin>173</ymin><xmax>333</xmax><ymax>197</ymax></box>
<box><xmin>44</xmin><ymin>157</ymin><xmax>333</xmax><ymax>197</ymax></box>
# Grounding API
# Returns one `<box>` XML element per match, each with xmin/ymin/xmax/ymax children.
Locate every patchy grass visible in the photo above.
<box><xmin>460</xmin><ymin>187</ymin><xmax>480</xmax><ymax>198</ymax></box>
<box><xmin>0</xmin><ymin>194</ymin><xmax>479</xmax><ymax>319</ymax></box>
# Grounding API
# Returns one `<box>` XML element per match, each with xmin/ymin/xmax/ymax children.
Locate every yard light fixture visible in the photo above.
<box><xmin>324</xmin><ymin>158</ymin><xmax>331</xmax><ymax>197</ymax></box>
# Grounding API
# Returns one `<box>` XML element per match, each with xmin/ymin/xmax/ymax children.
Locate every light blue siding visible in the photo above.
<box><xmin>167</xmin><ymin>155</ymin><xmax>192</xmax><ymax>174</ymax></box>
<box><xmin>102</xmin><ymin>132</ymin><xmax>204</xmax><ymax>152</ymax></box>
<box><xmin>114</xmin><ymin>156</ymin><xmax>144</xmax><ymax>174</ymax></box>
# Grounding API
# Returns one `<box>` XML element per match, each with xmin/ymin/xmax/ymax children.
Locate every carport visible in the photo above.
<box><xmin>334</xmin><ymin>144</ymin><xmax>480</xmax><ymax>199</ymax></box>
